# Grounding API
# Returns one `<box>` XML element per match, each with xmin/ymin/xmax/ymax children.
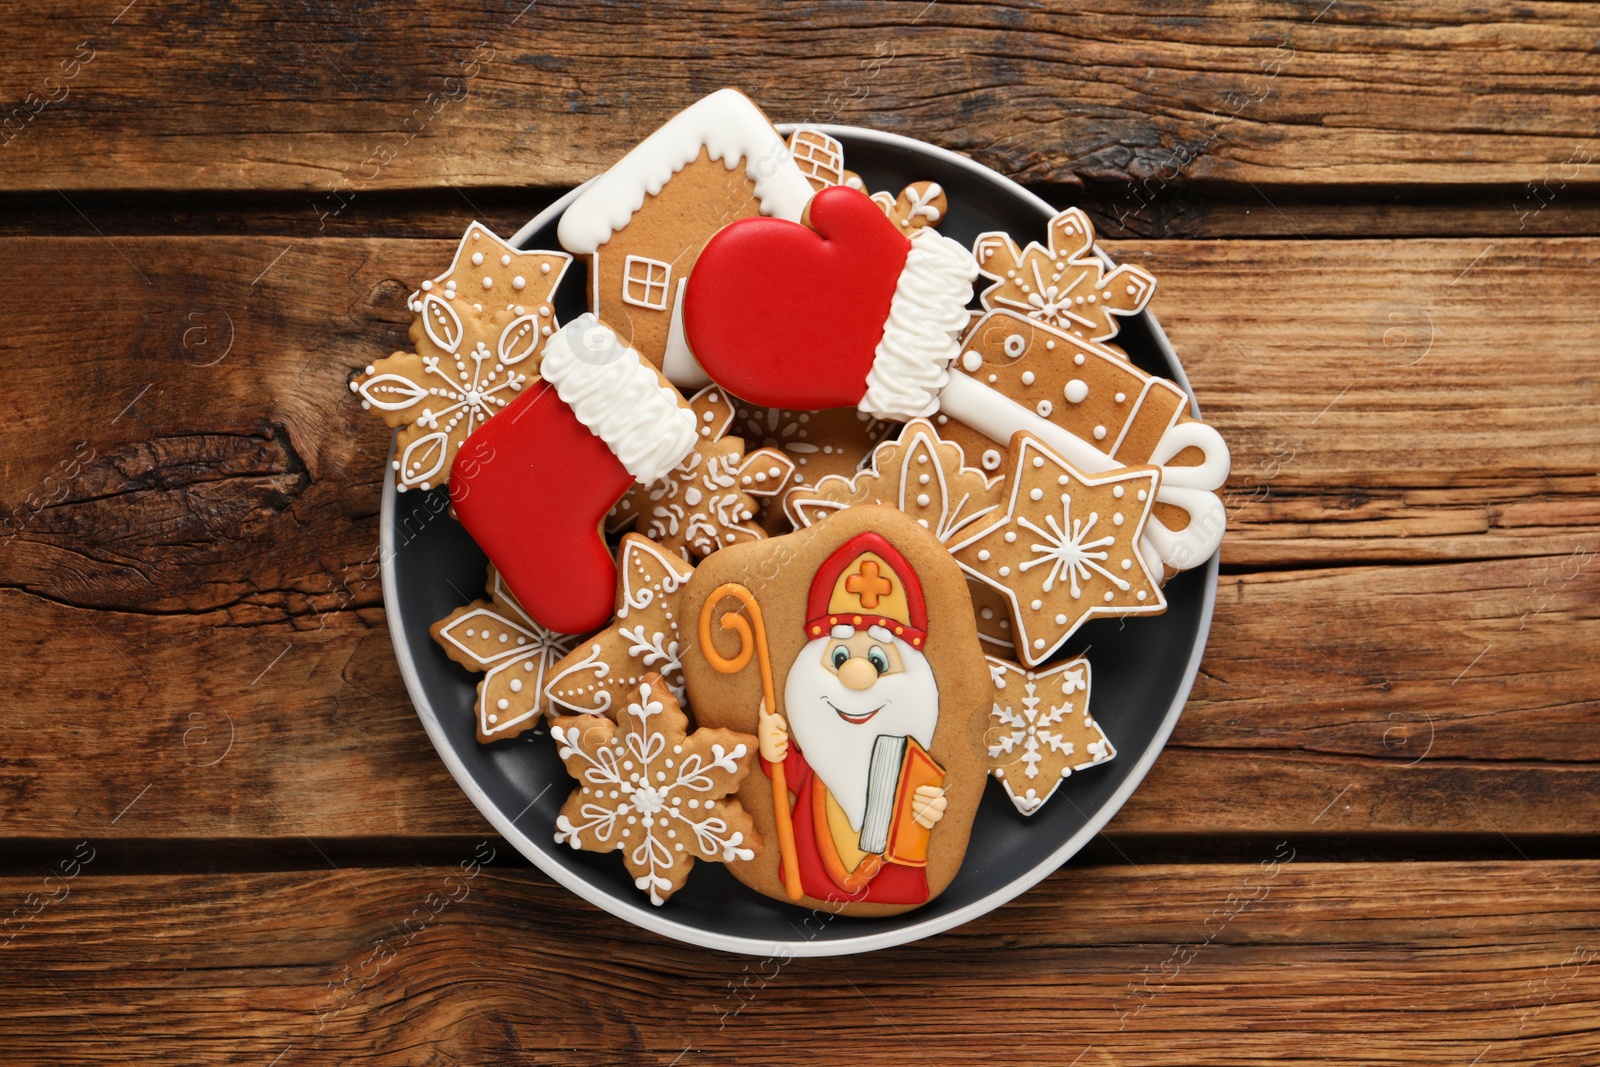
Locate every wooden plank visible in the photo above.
<box><xmin>1</xmin><ymin>861</ymin><xmax>1596</xmax><ymax>1063</ymax></box>
<box><xmin>1</xmin><ymin>2</ymin><xmax>1597</xmax><ymax>196</ymax></box>
<box><xmin>0</xmin><ymin>235</ymin><xmax>1594</xmax><ymax>840</ymax></box>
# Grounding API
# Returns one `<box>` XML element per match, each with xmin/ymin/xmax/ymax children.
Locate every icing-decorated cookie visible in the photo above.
<box><xmin>951</xmin><ymin>433</ymin><xmax>1166</xmax><ymax>667</ymax></box>
<box><xmin>544</xmin><ymin>533</ymin><xmax>695</xmax><ymax>715</ymax></box>
<box><xmin>551</xmin><ymin>674</ymin><xmax>761</xmax><ymax>905</ymax></box>
<box><xmin>684</xmin><ymin>184</ymin><xmax>977</xmax><ymax>421</ymax></box>
<box><xmin>449</xmin><ymin>315</ymin><xmax>699</xmax><ymax>635</ymax></box>
<box><xmin>351</xmin><ymin>221</ymin><xmax>570</xmax><ymax>491</ymax></box>
<box><xmin>430</xmin><ymin>565</ymin><xmax>580</xmax><ymax>743</ymax></box>
<box><xmin>972</xmin><ymin>205</ymin><xmax>1154</xmax><ymax>345</ymax></box>
<box><xmin>788</xmin><ymin>128</ymin><xmax>847</xmax><ymax>190</ymax></box>
<box><xmin>680</xmin><ymin>505</ymin><xmax>990</xmax><ymax>917</ymax></box>
<box><xmin>556</xmin><ymin>89</ymin><xmax>815</xmax><ymax>388</ymax></box>
<box><xmin>726</xmin><ymin>401</ymin><xmax>898</xmax><ymax>533</ymax></box>
<box><xmin>871</xmin><ymin>181</ymin><xmax>947</xmax><ymax>235</ymax></box>
<box><xmin>984</xmin><ymin>656</ymin><xmax>1114</xmax><ymax>816</ymax></box>
<box><xmin>785</xmin><ymin>416</ymin><xmax>1002</xmax><ymax>545</ymax></box>
<box><xmin>608</xmin><ymin>385</ymin><xmax>797</xmax><ymax>560</ymax></box>
<box><xmin>936</xmin><ymin>309</ymin><xmax>1230</xmax><ymax>576</ymax></box>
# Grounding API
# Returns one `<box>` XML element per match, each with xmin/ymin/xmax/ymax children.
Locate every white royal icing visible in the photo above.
<box><xmin>860</xmin><ymin>228</ymin><xmax>978</xmax><ymax>421</ymax></box>
<box><xmin>556</xmin><ymin>89</ymin><xmax>815</xmax><ymax>254</ymax></box>
<box><xmin>539</xmin><ymin>315</ymin><xmax>697</xmax><ymax>484</ymax></box>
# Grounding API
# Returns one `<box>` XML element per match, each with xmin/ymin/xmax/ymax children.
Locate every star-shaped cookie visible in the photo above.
<box><xmin>351</xmin><ymin>221</ymin><xmax>571</xmax><ymax>491</ymax></box>
<box><xmin>951</xmin><ymin>433</ymin><xmax>1166</xmax><ymax>666</ymax></box>
<box><xmin>552</xmin><ymin>674</ymin><xmax>761</xmax><ymax>905</ymax></box>
<box><xmin>985</xmin><ymin>656</ymin><xmax>1114</xmax><ymax>815</ymax></box>
<box><xmin>544</xmin><ymin>534</ymin><xmax>695</xmax><ymax>714</ymax></box>
<box><xmin>430</xmin><ymin>565</ymin><xmax>580</xmax><ymax>742</ymax></box>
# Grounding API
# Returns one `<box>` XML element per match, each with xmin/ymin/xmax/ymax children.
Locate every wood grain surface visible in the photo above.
<box><xmin>1</xmin><ymin>0</ymin><xmax>1597</xmax><ymax>1062</ymax></box>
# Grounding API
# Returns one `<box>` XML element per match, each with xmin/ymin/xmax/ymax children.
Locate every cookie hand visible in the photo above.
<box><xmin>757</xmin><ymin>699</ymin><xmax>789</xmax><ymax>763</ymax></box>
<box><xmin>911</xmin><ymin>784</ymin><xmax>948</xmax><ymax>829</ymax></box>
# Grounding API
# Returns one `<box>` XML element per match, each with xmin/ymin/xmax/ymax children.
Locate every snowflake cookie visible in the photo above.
<box><xmin>609</xmin><ymin>385</ymin><xmax>796</xmax><ymax>560</ymax></box>
<box><xmin>985</xmin><ymin>656</ymin><xmax>1114</xmax><ymax>815</ymax></box>
<box><xmin>552</xmin><ymin>674</ymin><xmax>761</xmax><ymax>905</ymax></box>
<box><xmin>544</xmin><ymin>534</ymin><xmax>694</xmax><ymax>715</ymax></box>
<box><xmin>430</xmin><ymin>565</ymin><xmax>580</xmax><ymax>742</ymax></box>
<box><xmin>972</xmin><ymin>206</ymin><xmax>1154</xmax><ymax>345</ymax></box>
<box><xmin>951</xmin><ymin>433</ymin><xmax>1166</xmax><ymax>667</ymax></box>
<box><xmin>351</xmin><ymin>222</ymin><xmax>571</xmax><ymax>491</ymax></box>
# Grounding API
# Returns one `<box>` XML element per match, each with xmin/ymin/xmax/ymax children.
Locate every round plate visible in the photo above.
<box><xmin>381</xmin><ymin>125</ymin><xmax>1218</xmax><ymax>956</ymax></box>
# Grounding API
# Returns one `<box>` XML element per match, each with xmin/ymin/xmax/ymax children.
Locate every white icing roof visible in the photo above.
<box><xmin>557</xmin><ymin>89</ymin><xmax>815</xmax><ymax>254</ymax></box>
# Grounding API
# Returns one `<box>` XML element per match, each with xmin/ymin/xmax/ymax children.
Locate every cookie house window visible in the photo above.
<box><xmin>622</xmin><ymin>256</ymin><xmax>671</xmax><ymax>310</ymax></box>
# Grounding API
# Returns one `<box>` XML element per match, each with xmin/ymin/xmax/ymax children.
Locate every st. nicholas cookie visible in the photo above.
<box><xmin>551</xmin><ymin>673</ymin><xmax>761</xmax><ymax>905</ymax></box>
<box><xmin>680</xmin><ymin>505</ymin><xmax>990</xmax><ymax>917</ymax></box>
<box><xmin>351</xmin><ymin>221</ymin><xmax>570</xmax><ymax>491</ymax></box>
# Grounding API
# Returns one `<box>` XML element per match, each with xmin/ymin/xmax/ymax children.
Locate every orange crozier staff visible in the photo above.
<box><xmin>697</xmin><ymin>584</ymin><xmax>803</xmax><ymax>901</ymax></box>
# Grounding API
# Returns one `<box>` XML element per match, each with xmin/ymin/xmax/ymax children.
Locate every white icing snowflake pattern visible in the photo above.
<box><xmin>430</xmin><ymin>566</ymin><xmax>578</xmax><ymax>742</ymax></box>
<box><xmin>985</xmin><ymin>656</ymin><xmax>1114</xmax><ymax>816</ymax></box>
<box><xmin>552</xmin><ymin>677</ymin><xmax>760</xmax><ymax>905</ymax></box>
<box><xmin>544</xmin><ymin>534</ymin><xmax>694</xmax><ymax>714</ymax></box>
<box><xmin>351</xmin><ymin>222</ymin><xmax>569</xmax><ymax>491</ymax></box>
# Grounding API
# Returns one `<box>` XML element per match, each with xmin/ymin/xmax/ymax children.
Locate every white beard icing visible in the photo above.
<box><xmin>783</xmin><ymin>635</ymin><xmax>940</xmax><ymax>832</ymax></box>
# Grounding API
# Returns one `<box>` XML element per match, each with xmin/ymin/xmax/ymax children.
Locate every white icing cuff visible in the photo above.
<box><xmin>539</xmin><ymin>315</ymin><xmax>698</xmax><ymax>484</ymax></box>
<box><xmin>860</xmin><ymin>228</ymin><xmax>978</xmax><ymax>421</ymax></box>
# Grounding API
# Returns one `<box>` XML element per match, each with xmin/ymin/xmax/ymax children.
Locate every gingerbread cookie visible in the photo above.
<box><xmin>680</xmin><ymin>505</ymin><xmax>990</xmax><ymax>917</ymax></box>
<box><xmin>544</xmin><ymin>533</ymin><xmax>695</xmax><ymax>715</ymax></box>
<box><xmin>784</xmin><ymin>416</ymin><xmax>1001</xmax><ymax>545</ymax></box>
<box><xmin>556</xmin><ymin>89</ymin><xmax>815</xmax><ymax>388</ymax></box>
<box><xmin>608</xmin><ymin>385</ymin><xmax>797</xmax><ymax>559</ymax></box>
<box><xmin>430</xmin><ymin>565</ymin><xmax>580</xmax><ymax>742</ymax></box>
<box><xmin>951</xmin><ymin>433</ymin><xmax>1166</xmax><ymax>666</ymax></box>
<box><xmin>985</xmin><ymin>656</ymin><xmax>1114</xmax><ymax>816</ymax></box>
<box><xmin>972</xmin><ymin>205</ymin><xmax>1154</xmax><ymax>345</ymax></box>
<box><xmin>937</xmin><ymin>309</ymin><xmax>1230</xmax><ymax>576</ymax></box>
<box><xmin>351</xmin><ymin>221</ymin><xmax>570</xmax><ymax>491</ymax></box>
<box><xmin>727</xmin><ymin>400</ymin><xmax>898</xmax><ymax>533</ymax></box>
<box><xmin>871</xmin><ymin>181</ymin><xmax>947</xmax><ymax>235</ymax></box>
<box><xmin>551</xmin><ymin>674</ymin><xmax>761</xmax><ymax>905</ymax></box>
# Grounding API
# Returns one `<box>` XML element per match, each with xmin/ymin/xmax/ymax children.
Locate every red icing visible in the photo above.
<box><xmin>449</xmin><ymin>381</ymin><xmax>633</xmax><ymax>635</ymax></box>
<box><xmin>803</xmin><ymin>531</ymin><xmax>928</xmax><ymax>644</ymax></box>
<box><xmin>683</xmin><ymin>185</ymin><xmax>912</xmax><ymax>410</ymax></box>
<box><xmin>760</xmin><ymin>742</ymin><xmax>929</xmax><ymax>906</ymax></box>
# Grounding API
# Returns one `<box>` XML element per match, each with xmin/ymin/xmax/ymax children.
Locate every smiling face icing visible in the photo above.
<box><xmin>784</xmin><ymin>534</ymin><xmax>941</xmax><ymax>832</ymax></box>
<box><xmin>785</xmin><ymin>627</ymin><xmax>940</xmax><ymax>831</ymax></box>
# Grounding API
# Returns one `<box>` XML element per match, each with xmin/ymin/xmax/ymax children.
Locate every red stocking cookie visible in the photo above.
<box><xmin>450</xmin><ymin>315</ymin><xmax>698</xmax><ymax>634</ymax></box>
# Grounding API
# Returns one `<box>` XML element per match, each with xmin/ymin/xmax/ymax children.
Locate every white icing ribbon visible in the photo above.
<box><xmin>860</xmin><ymin>228</ymin><xmax>979</xmax><ymax>421</ymax></box>
<box><xmin>539</xmin><ymin>315</ymin><xmax>698</xmax><ymax>484</ymax></box>
<box><xmin>938</xmin><ymin>373</ymin><xmax>1230</xmax><ymax>571</ymax></box>
<box><xmin>557</xmin><ymin>89</ymin><xmax>815</xmax><ymax>254</ymax></box>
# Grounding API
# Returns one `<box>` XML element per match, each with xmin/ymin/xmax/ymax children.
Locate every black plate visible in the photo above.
<box><xmin>381</xmin><ymin>126</ymin><xmax>1218</xmax><ymax>956</ymax></box>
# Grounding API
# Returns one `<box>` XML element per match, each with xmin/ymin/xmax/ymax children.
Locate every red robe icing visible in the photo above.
<box><xmin>761</xmin><ymin>741</ymin><xmax>929</xmax><ymax>906</ymax></box>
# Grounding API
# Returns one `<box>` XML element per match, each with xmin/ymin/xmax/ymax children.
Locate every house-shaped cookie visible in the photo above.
<box><xmin>556</xmin><ymin>89</ymin><xmax>816</xmax><ymax>387</ymax></box>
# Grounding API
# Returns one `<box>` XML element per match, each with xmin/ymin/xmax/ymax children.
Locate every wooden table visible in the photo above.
<box><xmin>3</xmin><ymin>2</ymin><xmax>1597</xmax><ymax>1062</ymax></box>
